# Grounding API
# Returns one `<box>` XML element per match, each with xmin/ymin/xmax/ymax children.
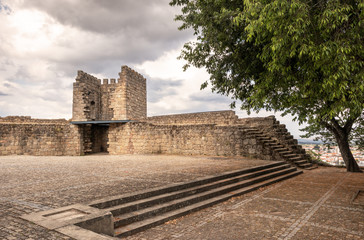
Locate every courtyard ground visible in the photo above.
<box><xmin>0</xmin><ymin>154</ymin><xmax>363</xmax><ymax>239</ymax></box>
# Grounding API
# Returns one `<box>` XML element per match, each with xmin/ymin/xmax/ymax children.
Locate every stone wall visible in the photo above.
<box><xmin>147</xmin><ymin>110</ymin><xmax>238</xmax><ymax>126</ymax></box>
<box><xmin>0</xmin><ymin>116</ymin><xmax>67</xmax><ymax>124</ymax></box>
<box><xmin>107</xmin><ymin>122</ymin><xmax>272</xmax><ymax>160</ymax></box>
<box><xmin>0</xmin><ymin>113</ymin><xmax>304</xmax><ymax>160</ymax></box>
<box><xmin>0</xmin><ymin>117</ymin><xmax>82</xmax><ymax>156</ymax></box>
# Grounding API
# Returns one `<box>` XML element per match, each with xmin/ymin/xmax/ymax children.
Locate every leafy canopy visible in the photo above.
<box><xmin>170</xmin><ymin>0</ymin><xmax>364</xmax><ymax>127</ymax></box>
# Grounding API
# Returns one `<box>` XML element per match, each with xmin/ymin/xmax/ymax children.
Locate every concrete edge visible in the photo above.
<box><xmin>21</xmin><ymin>203</ymin><xmax>114</xmax><ymax>238</ymax></box>
<box><xmin>57</xmin><ymin>225</ymin><xmax>116</xmax><ymax>240</ymax></box>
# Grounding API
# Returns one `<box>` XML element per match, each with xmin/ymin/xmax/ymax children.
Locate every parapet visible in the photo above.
<box><xmin>76</xmin><ymin>70</ymin><xmax>101</xmax><ymax>85</ymax></box>
<box><xmin>119</xmin><ymin>65</ymin><xmax>147</xmax><ymax>82</ymax></box>
<box><xmin>0</xmin><ymin>116</ymin><xmax>68</xmax><ymax>125</ymax></box>
<box><xmin>147</xmin><ymin>110</ymin><xmax>238</xmax><ymax>126</ymax></box>
<box><xmin>76</xmin><ymin>66</ymin><xmax>146</xmax><ymax>86</ymax></box>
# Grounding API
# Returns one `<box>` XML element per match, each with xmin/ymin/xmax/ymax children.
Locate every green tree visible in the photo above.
<box><xmin>170</xmin><ymin>0</ymin><xmax>364</xmax><ymax>172</ymax></box>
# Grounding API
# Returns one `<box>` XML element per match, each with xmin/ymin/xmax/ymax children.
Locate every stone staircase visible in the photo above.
<box><xmin>87</xmin><ymin>161</ymin><xmax>302</xmax><ymax>237</ymax></box>
<box><xmin>245</xmin><ymin>126</ymin><xmax>317</xmax><ymax>170</ymax></box>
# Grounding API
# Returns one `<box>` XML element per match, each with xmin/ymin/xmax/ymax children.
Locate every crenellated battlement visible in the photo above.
<box><xmin>101</xmin><ymin>78</ymin><xmax>118</xmax><ymax>85</ymax></box>
<box><xmin>72</xmin><ymin>65</ymin><xmax>147</xmax><ymax>121</ymax></box>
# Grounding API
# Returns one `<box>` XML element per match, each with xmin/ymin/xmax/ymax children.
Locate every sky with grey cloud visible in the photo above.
<box><xmin>0</xmin><ymin>0</ymin><xmax>309</xmax><ymax>138</ymax></box>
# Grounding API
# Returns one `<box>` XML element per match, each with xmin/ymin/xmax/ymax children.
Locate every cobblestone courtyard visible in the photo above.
<box><xmin>1</xmin><ymin>155</ymin><xmax>363</xmax><ymax>239</ymax></box>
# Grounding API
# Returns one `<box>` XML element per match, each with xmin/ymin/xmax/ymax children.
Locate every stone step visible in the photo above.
<box><xmin>289</xmin><ymin>156</ymin><xmax>303</xmax><ymax>161</ymax></box>
<box><xmin>108</xmin><ymin>165</ymin><xmax>291</xmax><ymax>218</ymax></box>
<box><xmin>261</xmin><ymin>139</ymin><xmax>276</xmax><ymax>144</ymax></box>
<box><xmin>297</xmin><ymin>163</ymin><xmax>313</xmax><ymax>168</ymax></box>
<box><xmin>264</xmin><ymin>141</ymin><xmax>278</xmax><ymax>146</ymax></box>
<box><xmin>293</xmin><ymin>160</ymin><xmax>307</xmax><ymax>164</ymax></box>
<box><xmin>89</xmin><ymin>161</ymin><xmax>287</xmax><ymax>209</ymax></box>
<box><xmin>257</xmin><ymin>136</ymin><xmax>271</xmax><ymax>141</ymax></box>
<box><xmin>279</xmin><ymin>151</ymin><xmax>293</xmax><ymax>155</ymax></box>
<box><xmin>113</xmin><ymin>168</ymin><xmax>302</xmax><ymax>237</ymax></box>
<box><xmin>282</xmin><ymin>153</ymin><xmax>297</xmax><ymax>158</ymax></box>
<box><xmin>273</xmin><ymin>147</ymin><xmax>287</xmax><ymax>152</ymax></box>
<box><xmin>112</xmin><ymin>165</ymin><xmax>293</xmax><ymax>228</ymax></box>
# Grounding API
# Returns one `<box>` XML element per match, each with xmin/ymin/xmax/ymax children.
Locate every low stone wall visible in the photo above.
<box><xmin>0</xmin><ymin>116</ymin><xmax>68</xmax><ymax>124</ymax></box>
<box><xmin>0</xmin><ymin>118</ymin><xmax>81</xmax><ymax>156</ymax></box>
<box><xmin>147</xmin><ymin>110</ymin><xmax>238</xmax><ymax>126</ymax></box>
<box><xmin>108</xmin><ymin>122</ymin><xmax>272</xmax><ymax>160</ymax></box>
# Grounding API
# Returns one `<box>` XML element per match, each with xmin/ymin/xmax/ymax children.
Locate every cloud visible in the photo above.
<box><xmin>147</xmin><ymin>77</ymin><xmax>183</xmax><ymax>103</ymax></box>
<box><xmin>0</xmin><ymin>0</ymin><xmax>11</xmax><ymax>14</ymax></box>
<box><xmin>0</xmin><ymin>0</ymin><xmax>307</xmax><ymax>138</ymax></box>
<box><xmin>20</xmin><ymin>0</ymin><xmax>190</xmax><ymax>63</ymax></box>
<box><xmin>189</xmin><ymin>93</ymin><xmax>232</xmax><ymax>104</ymax></box>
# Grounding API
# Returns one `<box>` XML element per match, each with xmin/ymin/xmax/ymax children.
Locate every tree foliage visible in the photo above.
<box><xmin>170</xmin><ymin>0</ymin><xmax>364</xmax><ymax>171</ymax></box>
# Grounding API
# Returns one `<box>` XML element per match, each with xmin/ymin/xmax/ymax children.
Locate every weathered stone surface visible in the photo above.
<box><xmin>147</xmin><ymin>110</ymin><xmax>238</xmax><ymax>126</ymax></box>
<box><xmin>107</xmin><ymin>122</ymin><xmax>274</xmax><ymax>160</ymax></box>
<box><xmin>0</xmin><ymin>117</ymin><xmax>81</xmax><ymax>156</ymax></box>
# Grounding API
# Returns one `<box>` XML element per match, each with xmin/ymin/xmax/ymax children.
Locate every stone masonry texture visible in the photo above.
<box><xmin>107</xmin><ymin>121</ymin><xmax>271</xmax><ymax>159</ymax></box>
<box><xmin>0</xmin><ymin>117</ymin><xmax>81</xmax><ymax>156</ymax></box>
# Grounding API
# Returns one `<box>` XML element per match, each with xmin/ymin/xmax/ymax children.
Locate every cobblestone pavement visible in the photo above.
<box><xmin>1</xmin><ymin>155</ymin><xmax>363</xmax><ymax>239</ymax></box>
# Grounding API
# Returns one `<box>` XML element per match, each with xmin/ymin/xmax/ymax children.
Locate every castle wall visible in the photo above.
<box><xmin>107</xmin><ymin>122</ymin><xmax>273</xmax><ymax>160</ymax></box>
<box><xmin>0</xmin><ymin>117</ymin><xmax>82</xmax><ymax>156</ymax></box>
<box><xmin>1</xmin><ymin>65</ymin><xmax>305</xmax><ymax>160</ymax></box>
<box><xmin>147</xmin><ymin>110</ymin><xmax>238</xmax><ymax>126</ymax></box>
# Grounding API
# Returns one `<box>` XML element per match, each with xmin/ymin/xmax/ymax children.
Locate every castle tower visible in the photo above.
<box><xmin>72</xmin><ymin>65</ymin><xmax>147</xmax><ymax>121</ymax></box>
<box><xmin>72</xmin><ymin>71</ymin><xmax>102</xmax><ymax>121</ymax></box>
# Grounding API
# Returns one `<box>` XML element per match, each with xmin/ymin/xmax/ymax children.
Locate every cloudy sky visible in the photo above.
<box><xmin>0</xmin><ymin>0</ymin><xmax>308</xmax><ymax>138</ymax></box>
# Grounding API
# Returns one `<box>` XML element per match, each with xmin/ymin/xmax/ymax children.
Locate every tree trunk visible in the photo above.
<box><xmin>333</xmin><ymin>129</ymin><xmax>362</xmax><ymax>172</ymax></box>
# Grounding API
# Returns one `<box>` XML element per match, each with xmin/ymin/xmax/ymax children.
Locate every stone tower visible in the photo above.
<box><xmin>72</xmin><ymin>65</ymin><xmax>147</xmax><ymax>121</ymax></box>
